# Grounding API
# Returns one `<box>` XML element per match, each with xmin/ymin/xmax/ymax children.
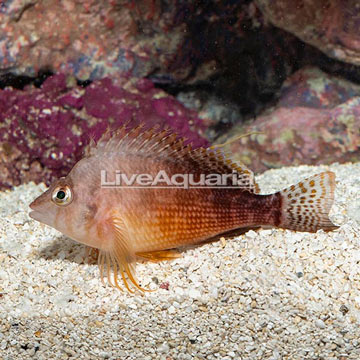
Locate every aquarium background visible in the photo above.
<box><xmin>0</xmin><ymin>0</ymin><xmax>359</xmax><ymax>189</ymax></box>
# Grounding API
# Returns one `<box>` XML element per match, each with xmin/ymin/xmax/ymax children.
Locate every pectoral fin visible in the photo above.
<box><xmin>98</xmin><ymin>211</ymin><xmax>148</xmax><ymax>293</ymax></box>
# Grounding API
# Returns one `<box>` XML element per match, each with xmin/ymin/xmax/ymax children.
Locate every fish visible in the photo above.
<box><xmin>29</xmin><ymin>125</ymin><xmax>338</xmax><ymax>292</ymax></box>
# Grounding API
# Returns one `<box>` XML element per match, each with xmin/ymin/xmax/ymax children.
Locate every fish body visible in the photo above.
<box><xmin>29</xmin><ymin>125</ymin><xmax>338</xmax><ymax>291</ymax></box>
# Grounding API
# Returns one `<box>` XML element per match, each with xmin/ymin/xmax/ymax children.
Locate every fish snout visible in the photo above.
<box><xmin>29</xmin><ymin>200</ymin><xmax>36</xmax><ymax>210</ymax></box>
<box><xmin>29</xmin><ymin>199</ymin><xmax>39</xmax><ymax>220</ymax></box>
<box><xmin>29</xmin><ymin>196</ymin><xmax>43</xmax><ymax>211</ymax></box>
<box><xmin>29</xmin><ymin>191</ymin><xmax>48</xmax><ymax>210</ymax></box>
<box><xmin>29</xmin><ymin>195</ymin><xmax>47</xmax><ymax>220</ymax></box>
<box><xmin>29</xmin><ymin>201</ymin><xmax>45</xmax><ymax>222</ymax></box>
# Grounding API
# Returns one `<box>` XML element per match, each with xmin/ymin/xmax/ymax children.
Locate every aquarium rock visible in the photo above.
<box><xmin>219</xmin><ymin>67</ymin><xmax>360</xmax><ymax>172</ymax></box>
<box><xmin>0</xmin><ymin>0</ymin><xmax>261</xmax><ymax>82</ymax></box>
<box><xmin>256</xmin><ymin>0</ymin><xmax>360</xmax><ymax>66</ymax></box>
<box><xmin>0</xmin><ymin>74</ymin><xmax>208</xmax><ymax>190</ymax></box>
<box><xmin>0</xmin><ymin>0</ymin><xmax>307</xmax><ymax>98</ymax></box>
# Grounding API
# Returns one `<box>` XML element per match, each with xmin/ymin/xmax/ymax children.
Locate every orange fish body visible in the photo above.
<box><xmin>29</xmin><ymin>125</ymin><xmax>338</xmax><ymax>292</ymax></box>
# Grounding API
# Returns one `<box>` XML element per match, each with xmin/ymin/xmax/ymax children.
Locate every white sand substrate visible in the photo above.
<box><xmin>1</xmin><ymin>162</ymin><xmax>360</xmax><ymax>360</ymax></box>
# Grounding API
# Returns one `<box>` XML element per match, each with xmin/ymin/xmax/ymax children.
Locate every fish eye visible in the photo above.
<box><xmin>51</xmin><ymin>186</ymin><xmax>73</xmax><ymax>206</ymax></box>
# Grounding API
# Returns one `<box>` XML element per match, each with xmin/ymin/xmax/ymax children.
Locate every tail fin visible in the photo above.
<box><xmin>278</xmin><ymin>171</ymin><xmax>338</xmax><ymax>232</ymax></box>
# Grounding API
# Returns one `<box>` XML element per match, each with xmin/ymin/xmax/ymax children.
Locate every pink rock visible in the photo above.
<box><xmin>256</xmin><ymin>0</ymin><xmax>360</xmax><ymax>65</ymax></box>
<box><xmin>219</xmin><ymin>67</ymin><xmax>360</xmax><ymax>172</ymax></box>
<box><xmin>0</xmin><ymin>0</ymin><xmax>261</xmax><ymax>83</ymax></box>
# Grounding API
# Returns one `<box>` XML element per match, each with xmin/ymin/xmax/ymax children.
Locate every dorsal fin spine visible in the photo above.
<box><xmin>90</xmin><ymin>124</ymin><xmax>260</xmax><ymax>193</ymax></box>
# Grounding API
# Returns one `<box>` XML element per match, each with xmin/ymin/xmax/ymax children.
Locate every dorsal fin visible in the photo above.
<box><xmin>190</xmin><ymin>147</ymin><xmax>260</xmax><ymax>193</ymax></box>
<box><xmin>87</xmin><ymin>124</ymin><xmax>260</xmax><ymax>193</ymax></box>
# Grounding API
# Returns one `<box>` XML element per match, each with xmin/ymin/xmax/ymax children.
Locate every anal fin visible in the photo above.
<box><xmin>136</xmin><ymin>249</ymin><xmax>182</xmax><ymax>262</ymax></box>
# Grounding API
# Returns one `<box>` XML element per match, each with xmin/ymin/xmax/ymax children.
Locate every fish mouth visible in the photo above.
<box><xmin>29</xmin><ymin>200</ymin><xmax>37</xmax><ymax>211</ymax></box>
<box><xmin>29</xmin><ymin>201</ymin><xmax>44</xmax><ymax>222</ymax></box>
<box><xmin>29</xmin><ymin>210</ymin><xmax>42</xmax><ymax>222</ymax></box>
<box><xmin>29</xmin><ymin>201</ymin><xmax>37</xmax><ymax>220</ymax></box>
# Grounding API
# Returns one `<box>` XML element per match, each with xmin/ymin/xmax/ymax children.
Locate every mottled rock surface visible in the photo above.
<box><xmin>0</xmin><ymin>0</ymin><xmax>168</xmax><ymax>80</ymax></box>
<box><xmin>0</xmin><ymin>0</ymin><xmax>265</xmax><ymax>83</ymax></box>
<box><xmin>0</xmin><ymin>74</ymin><xmax>208</xmax><ymax>189</ymax></box>
<box><xmin>256</xmin><ymin>0</ymin><xmax>360</xmax><ymax>66</ymax></box>
<box><xmin>218</xmin><ymin>67</ymin><xmax>360</xmax><ymax>172</ymax></box>
<box><xmin>0</xmin><ymin>0</ymin><xmax>308</xmax><ymax>104</ymax></box>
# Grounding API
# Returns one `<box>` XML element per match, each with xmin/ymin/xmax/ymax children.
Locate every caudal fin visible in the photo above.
<box><xmin>278</xmin><ymin>171</ymin><xmax>338</xmax><ymax>232</ymax></box>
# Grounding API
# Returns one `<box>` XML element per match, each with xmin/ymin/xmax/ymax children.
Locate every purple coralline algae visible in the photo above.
<box><xmin>0</xmin><ymin>74</ymin><xmax>208</xmax><ymax>189</ymax></box>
